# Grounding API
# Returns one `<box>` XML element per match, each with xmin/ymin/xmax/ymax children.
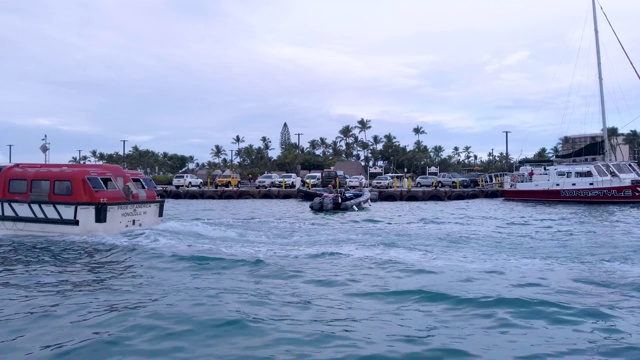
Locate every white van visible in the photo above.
<box><xmin>172</xmin><ymin>174</ymin><xmax>203</xmax><ymax>189</ymax></box>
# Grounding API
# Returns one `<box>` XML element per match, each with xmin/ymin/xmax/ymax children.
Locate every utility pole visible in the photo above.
<box><xmin>294</xmin><ymin>133</ymin><xmax>303</xmax><ymax>150</ymax></box>
<box><xmin>294</xmin><ymin>133</ymin><xmax>303</xmax><ymax>175</ymax></box>
<box><xmin>120</xmin><ymin>139</ymin><xmax>128</xmax><ymax>168</ymax></box>
<box><xmin>7</xmin><ymin>144</ymin><xmax>13</xmax><ymax>163</ymax></box>
<box><xmin>503</xmin><ymin>130</ymin><xmax>511</xmax><ymax>170</ymax></box>
<box><xmin>77</xmin><ymin>150</ymin><xmax>82</xmax><ymax>164</ymax></box>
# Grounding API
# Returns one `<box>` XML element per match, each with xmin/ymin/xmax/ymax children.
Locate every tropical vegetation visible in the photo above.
<box><xmin>74</xmin><ymin>121</ymin><xmax>640</xmax><ymax>179</ymax></box>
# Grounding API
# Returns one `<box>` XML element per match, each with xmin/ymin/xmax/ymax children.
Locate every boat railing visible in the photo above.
<box><xmin>480</xmin><ymin>172</ymin><xmax>523</xmax><ymax>189</ymax></box>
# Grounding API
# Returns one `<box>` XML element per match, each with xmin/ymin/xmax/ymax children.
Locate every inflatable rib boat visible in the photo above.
<box><xmin>309</xmin><ymin>189</ymin><xmax>371</xmax><ymax>212</ymax></box>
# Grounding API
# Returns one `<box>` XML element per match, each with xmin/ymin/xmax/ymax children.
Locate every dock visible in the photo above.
<box><xmin>154</xmin><ymin>187</ymin><xmax>503</xmax><ymax>201</ymax></box>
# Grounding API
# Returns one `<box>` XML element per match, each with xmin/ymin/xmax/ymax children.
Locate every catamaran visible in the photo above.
<box><xmin>502</xmin><ymin>0</ymin><xmax>640</xmax><ymax>203</ymax></box>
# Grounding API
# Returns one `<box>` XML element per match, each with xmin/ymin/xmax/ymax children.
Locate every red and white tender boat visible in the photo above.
<box><xmin>502</xmin><ymin>162</ymin><xmax>640</xmax><ymax>203</ymax></box>
<box><xmin>0</xmin><ymin>163</ymin><xmax>165</xmax><ymax>235</ymax></box>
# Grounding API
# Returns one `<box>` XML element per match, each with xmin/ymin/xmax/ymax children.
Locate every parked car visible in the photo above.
<box><xmin>215</xmin><ymin>173</ymin><xmax>240</xmax><ymax>188</ymax></box>
<box><xmin>320</xmin><ymin>170</ymin><xmax>336</xmax><ymax>188</ymax></box>
<box><xmin>414</xmin><ymin>175</ymin><xmax>437</xmax><ymax>188</ymax></box>
<box><xmin>386</xmin><ymin>174</ymin><xmax>407</xmax><ymax>188</ymax></box>
<box><xmin>303</xmin><ymin>173</ymin><xmax>321</xmax><ymax>188</ymax></box>
<box><xmin>273</xmin><ymin>173</ymin><xmax>299</xmax><ymax>189</ymax></box>
<box><xmin>320</xmin><ymin>170</ymin><xmax>347</xmax><ymax>188</ymax></box>
<box><xmin>255</xmin><ymin>174</ymin><xmax>279</xmax><ymax>189</ymax></box>
<box><xmin>436</xmin><ymin>172</ymin><xmax>470</xmax><ymax>188</ymax></box>
<box><xmin>371</xmin><ymin>175</ymin><xmax>393</xmax><ymax>189</ymax></box>
<box><xmin>172</xmin><ymin>174</ymin><xmax>203</xmax><ymax>189</ymax></box>
<box><xmin>346</xmin><ymin>175</ymin><xmax>366</xmax><ymax>188</ymax></box>
<box><xmin>465</xmin><ymin>172</ymin><xmax>485</xmax><ymax>188</ymax></box>
<box><xmin>337</xmin><ymin>171</ymin><xmax>348</xmax><ymax>188</ymax></box>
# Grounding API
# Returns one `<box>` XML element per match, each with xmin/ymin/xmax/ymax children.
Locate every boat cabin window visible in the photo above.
<box><xmin>602</xmin><ymin>164</ymin><xmax>618</xmax><ymax>176</ymax></box>
<box><xmin>53</xmin><ymin>180</ymin><xmax>73</xmax><ymax>196</ymax></box>
<box><xmin>102</xmin><ymin>177</ymin><xmax>118</xmax><ymax>190</ymax></box>
<box><xmin>628</xmin><ymin>163</ymin><xmax>640</xmax><ymax>176</ymax></box>
<box><xmin>131</xmin><ymin>178</ymin><xmax>145</xmax><ymax>189</ymax></box>
<box><xmin>141</xmin><ymin>177</ymin><xmax>157</xmax><ymax>190</ymax></box>
<box><xmin>612</xmin><ymin>163</ymin><xmax>632</xmax><ymax>175</ymax></box>
<box><xmin>31</xmin><ymin>180</ymin><xmax>50</xmax><ymax>194</ymax></box>
<box><xmin>566</xmin><ymin>172</ymin><xmax>573</xmax><ymax>178</ymax></box>
<box><xmin>87</xmin><ymin>176</ymin><xmax>118</xmax><ymax>190</ymax></box>
<box><xmin>594</xmin><ymin>165</ymin><xmax>608</xmax><ymax>177</ymax></box>
<box><xmin>87</xmin><ymin>176</ymin><xmax>106</xmax><ymax>190</ymax></box>
<box><xmin>555</xmin><ymin>170</ymin><xmax>566</xmax><ymax>177</ymax></box>
<box><xmin>574</xmin><ymin>171</ymin><xmax>593</xmax><ymax>178</ymax></box>
<box><xmin>8</xmin><ymin>179</ymin><xmax>27</xmax><ymax>194</ymax></box>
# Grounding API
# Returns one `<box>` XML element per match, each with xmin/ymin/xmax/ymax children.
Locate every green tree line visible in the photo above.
<box><xmin>72</xmin><ymin>120</ymin><xmax>640</xmax><ymax>178</ymax></box>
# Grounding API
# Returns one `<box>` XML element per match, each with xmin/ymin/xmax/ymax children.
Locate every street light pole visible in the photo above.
<box><xmin>230</xmin><ymin>150</ymin><xmax>234</xmax><ymax>170</ymax></box>
<box><xmin>77</xmin><ymin>150</ymin><xmax>82</xmax><ymax>164</ymax></box>
<box><xmin>503</xmin><ymin>131</ymin><xmax>511</xmax><ymax>170</ymax></box>
<box><xmin>41</xmin><ymin>135</ymin><xmax>50</xmax><ymax>164</ymax></box>
<box><xmin>7</xmin><ymin>144</ymin><xmax>13</xmax><ymax>163</ymax></box>
<box><xmin>120</xmin><ymin>139</ymin><xmax>128</xmax><ymax>168</ymax></box>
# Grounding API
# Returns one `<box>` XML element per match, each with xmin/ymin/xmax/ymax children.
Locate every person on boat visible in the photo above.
<box><xmin>326</xmin><ymin>183</ymin><xmax>335</xmax><ymax>194</ymax></box>
<box><xmin>528</xmin><ymin>170</ymin><xmax>534</xmax><ymax>181</ymax></box>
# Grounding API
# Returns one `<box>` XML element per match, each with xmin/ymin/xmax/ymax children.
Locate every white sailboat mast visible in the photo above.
<box><xmin>592</xmin><ymin>0</ymin><xmax>610</xmax><ymax>161</ymax></box>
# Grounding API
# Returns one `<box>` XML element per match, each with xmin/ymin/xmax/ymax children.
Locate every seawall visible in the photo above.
<box><xmin>155</xmin><ymin>188</ymin><xmax>503</xmax><ymax>201</ymax></box>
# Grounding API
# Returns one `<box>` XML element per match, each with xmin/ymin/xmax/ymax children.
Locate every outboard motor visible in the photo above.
<box><xmin>322</xmin><ymin>197</ymin><xmax>333</xmax><ymax>211</ymax></box>
<box><xmin>311</xmin><ymin>197</ymin><xmax>323</xmax><ymax>211</ymax></box>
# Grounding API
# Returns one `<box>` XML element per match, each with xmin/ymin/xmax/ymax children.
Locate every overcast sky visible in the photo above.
<box><xmin>1</xmin><ymin>0</ymin><xmax>639</xmax><ymax>164</ymax></box>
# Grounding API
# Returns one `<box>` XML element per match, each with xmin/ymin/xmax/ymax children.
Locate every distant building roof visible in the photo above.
<box><xmin>333</xmin><ymin>160</ymin><xmax>364</xmax><ymax>177</ymax></box>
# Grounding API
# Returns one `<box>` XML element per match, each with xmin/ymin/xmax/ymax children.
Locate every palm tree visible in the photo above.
<box><xmin>89</xmin><ymin>149</ymin><xmax>100</xmax><ymax>164</ymax></box>
<box><xmin>356</xmin><ymin>118</ymin><xmax>372</xmax><ymax>142</ymax></box>
<box><xmin>337</xmin><ymin>125</ymin><xmax>355</xmax><ymax>159</ymax></box>
<box><xmin>210</xmin><ymin>145</ymin><xmax>227</xmax><ymax>167</ymax></box>
<box><xmin>231</xmin><ymin>135</ymin><xmax>245</xmax><ymax>152</ymax></box>
<box><xmin>68</xmin><ymin>155</ymin><xmax>89</xmax><ymax>164</ymax></box>
<box><xmin>260</xmin><ymin>136</ymin><xmax>273</xmax><ymax>158</ymax></box>
<box><xmin>369</xmin><ymin>135</ymin><xmax>382</xmax><ymax>152</ymax></box>
<box><xmin>561</xmin><ymin>136</ymin><xmax>574</xmax><ymax>154</ymax></box>
<box><xmin>330</xmin><ymin>139</ymin><xmax>343</xmax><ymax>160</ymax></box>
<box><xmin>451</xmin><ymin>146</ymin><xmax>461</xmax><ymax>164</ymax></box>
<box><xmin>412</xmin><ymin>125</ymin><xmax>427</xmax><ymax>142</ymax></box>
<box><xmin>318</xmin><ymin>137</ymin><xmax>329</xmax><ymax>157</ymax></box>
<box><xmin>462</xmin><ymin>145</ymin><xmax>473</xmax><ymax>164</ymax></box>
<box><xmin>338</xmin><ymin>124</ymin><xmax>355</xmax><ymax>143</ymax></box>
<box><xmin>356</xmin><ymin>118</ymin><xmax>372</xmax><ymax>161</ymax></box>
<box><xmin>307</xmin><ymin>139</ymin><xmax>320</xmax><ymax>154</ymax></box>
<box><xmin>430</xmin><ymin>145</ymin><xmax>445</xmax><ymax>162</ymax></box>
<box><xmin>382</xmin><ymin>133</ymin><xmax>398</xmax><ymax>146</ymax></box>
<box><xmin>533</xmin><ymin>147</ymin><xmax>551</xmax><ymax>160</ymax></box>
<box><xmin>607</xmin><ymin>127</ymin><xmax>621</xmax><ymax>160</ymax></box>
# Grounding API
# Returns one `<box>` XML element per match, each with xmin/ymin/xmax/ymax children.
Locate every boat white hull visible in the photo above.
<box><xmin>0</xmin><ymin>201</ymin><xmax>164</xmax><ymax>236</ymax></box>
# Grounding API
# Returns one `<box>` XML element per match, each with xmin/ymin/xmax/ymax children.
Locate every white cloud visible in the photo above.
<box><xmin>484</xmin><ymin>51</ymin><xmax>531</xmax><ymax>72</ymax></box>
<box><xmin>0</xmin><ymin>0</ymin><xmax>638</xmax><ymax>163</ymax></box>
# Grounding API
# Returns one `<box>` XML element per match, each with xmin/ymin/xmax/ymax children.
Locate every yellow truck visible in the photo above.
<box><xmin>215</xmin><ymin>173</ymin><xmax>241</xmax><ymax>188</ymax></box>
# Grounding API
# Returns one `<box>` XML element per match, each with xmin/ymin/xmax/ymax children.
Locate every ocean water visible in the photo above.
<box><xmin>1</xmin><ymin>198</ymin><xmax>639</xmax><ymax>360</ymax></box>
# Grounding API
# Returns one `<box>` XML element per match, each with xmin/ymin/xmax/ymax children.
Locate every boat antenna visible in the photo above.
<box><xmin>592</xmin><ymin>0</ymin><xmax>610</xmax><ymax>161</ymax></box>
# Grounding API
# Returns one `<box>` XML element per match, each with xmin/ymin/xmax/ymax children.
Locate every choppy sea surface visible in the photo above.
<box><xmin>1</xmin><ymin>198</ymin><xmax>639</xmax><ymax>359</ymax></box>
